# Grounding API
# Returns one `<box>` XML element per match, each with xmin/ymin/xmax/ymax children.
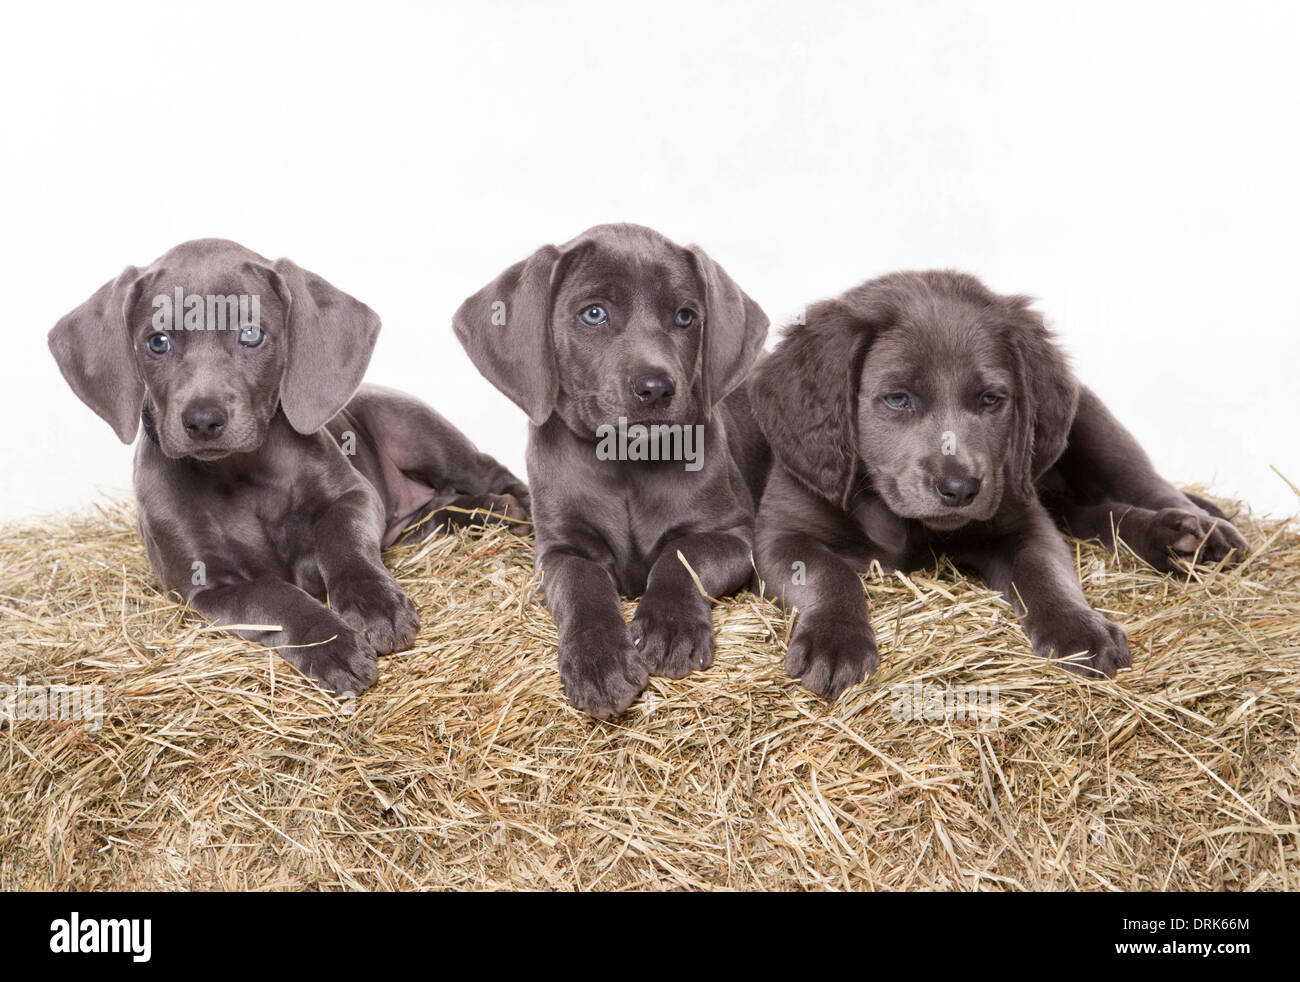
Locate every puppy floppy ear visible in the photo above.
<box><xmin>271</xmin><ymin>258</ymin><xmax>381</xmax><ymax>434</ymax></box>
<box><xmin>48</xmin><ymin>266</ymin><xmax>148</xmax><ymax>444</ymax></box>
<box><xmin>688</xmin><ymin>246</ymin><xmax>769</xmax><ymax>410</ymax></box>
<box><xmin>453</xmin><ymin>246</ymin><xmax>561</xmax><ymax>426</ymax></box>
<box><xmin>1002</xmin><ymin>299</ymin><xmax>1080</xmax><ymax>499</ymax></box>
<box><xmin>748</xmin><ymin>299</ymin><xmax>875</xmax><ymax>509</ymax></box>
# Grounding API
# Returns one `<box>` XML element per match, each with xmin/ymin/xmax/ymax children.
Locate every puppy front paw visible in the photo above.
<box><xmin>329</xmin><ymin>574</ymin><xmax>420</xmax><ymax>655</ymax></box>
<box><xmin>630</xmin><ymin>594</ymin><xmax>714</xmax><ymax>679</ymax></box>
<box><xmin>1143</xmin><ymin>507</ymin><xmax>1248</xmax><ymax>572</ymax></box>
<box><xmin>785</xmin><ymin>615</ymin><xmax>879</xmax><ymax>702</ymax></box>
<box><xmin>285</xmin><ymin>625</ymin><xmax>379</xmax><ymax>696</ymax></box>
<box><xmin>558</xmin><ymin>620</ymin><xmax>650</xmax><ymax>719</ymax></box>
<box><xmin>1032</xmin><ymin>610</ymin><xmax>1130</xmax><ymax>678</ymax></box>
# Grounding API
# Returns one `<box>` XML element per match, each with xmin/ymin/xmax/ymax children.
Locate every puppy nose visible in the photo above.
<box><xmin>182</xmin><ymin>401</ymin><xmax>227</xmax><ymax>440</ymax></box>
<box><xmin>632</xmin><ymin>373</ymin><xmax>676</xmax><ymax>407</ymax></box>
<box><xmin>935</xmin><ymin>474</ymin><xmax>982</xmax><ymax>507</ymax></box>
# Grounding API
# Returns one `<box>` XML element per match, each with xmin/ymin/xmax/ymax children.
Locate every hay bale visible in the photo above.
<box><xmin>1</xmin><ymin>492</ymin><xmax>1297</xmax><ymax>890</ymax></box>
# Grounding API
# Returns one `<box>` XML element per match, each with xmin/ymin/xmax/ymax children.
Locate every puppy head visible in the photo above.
<box><xmin>49</xmin><ymin>239</ymin><xmax>380</xmax><ymax>460</ymax></box>
<box><xmin>453</xmin><ymin>223</ymin><xmax>767</xmax><ymax>434</ymax></box>
<box><xmin>751</xmin><ymin>270</ymin><xmax>1078</xmax><ymax>530</ymax></box>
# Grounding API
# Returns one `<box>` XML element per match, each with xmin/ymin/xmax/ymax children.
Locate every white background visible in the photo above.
<box><xmin>3</xmin><ymin>0</ymin><xmax>1297</xmax><ymax>521</ymax></box>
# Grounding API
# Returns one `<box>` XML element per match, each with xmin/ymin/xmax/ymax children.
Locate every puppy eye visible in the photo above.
<box><xmin>981</xmin><ymin>392</ymin><xmax>1003</xmax><ymax>407</ymax></box>
<box><xmin>578</xmin><ymin>305</ymin><xmax>608</xmax><ymax>327</ymax></box>
<box><xmin>882</xmin><ymin>393</ymin><xmax>911</xmax><ymax>411</ymax></box>
<box><xmin>238</xmin><ymin>325</ymin><xmax>266</xmax><ymax>348</ymax></box>
<box><xmin>146</xmin><ymin>333</ymin><xmax>171</xmax><ymax>355</ymax></box>
<box><xmin>674</xmin><ymin>308</ymin><xmax>695</xmax><ymax>328</ymax></box>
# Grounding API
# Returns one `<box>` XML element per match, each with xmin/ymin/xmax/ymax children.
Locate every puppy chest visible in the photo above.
<box><xmin>590</xmin><ymin>479</ymin><xmax>738</xmax><ymax>594</ymax></box>
<box><xmin>191</xmin><ymin>481</ymin><xmax>326</xmax><ymax>585</ymax></box>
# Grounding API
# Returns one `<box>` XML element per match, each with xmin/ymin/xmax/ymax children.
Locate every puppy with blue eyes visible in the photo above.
<box><xmin>50</xmin><ymin>238</ymin><xmax>529</xmax><ymax>696</ymax></box>
<box><xmin>455</xmin><ymin>224</ymin><xmax>770</xmax><ymax>718</ymax></box>
<box><xmin>751</xmin><ymin>270</ymin><xmax>1248</xmax><ymax>699</ymax></box>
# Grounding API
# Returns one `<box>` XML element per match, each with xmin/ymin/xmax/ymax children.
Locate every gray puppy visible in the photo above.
<box><xmin>50</xmin><ymin>238</ymin><xmax>528</xmax><ymax>695</ymax></box>
<box><xmin>454</xmin><ymin>224</ymin><xmax>769</xmax><ymax>717</ymax></box>
<box><xmin>752</xmin><ymin>270</ymin><xmax>1248</xmax><ymax>699</ymax></box>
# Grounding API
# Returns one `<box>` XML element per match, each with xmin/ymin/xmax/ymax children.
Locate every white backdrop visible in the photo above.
<box><xmin>4</xmin><ymin>0</ymin><xmax>1297</xmax><ymax>520</ymax></box>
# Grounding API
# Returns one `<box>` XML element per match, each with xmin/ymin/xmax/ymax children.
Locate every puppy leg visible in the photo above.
<box><xmin>189</xmin><ymin>580</ymin><xmax>378</xmax><ymax>695</ymax></box>
<box><xmin>395</xmin><ymin>491</ymin><xmax>529</xmax><ymax>544</ymax></box>
<box><xmin>1046</xmin><ymin>498</ymin><xmax>1242</xmax><ymax>573</ymax></box>
<box><xmin>542</xmin><ymin>547</ymin><xmax>650</xmax><ymax>718</ymax></box>
<box><xmin>1046</xmin><ymin>387</ymin><xmax>1248</xmax><ymax>567</ymax></box>
<box><xmin>412</xmin><ymin>452</ymin><xmax>530</xmax><ymax>533</ymax></box>
<box><xmin>758</xmin><ymin>532</ymin><xmax>879</xmax><ymax>701</ymax></box>
<box><xmin>351</xmin><ymin>388</ymin><xmax>531</xmax><ymax>519</ymax></box>
<box><xmin>315</xmin><ymin>488</ymin><xmax>420</xmax><ymax>655</ymax></box>
<box><xmin>971</xmin><ymin>502</ymin><xmax>1130</xmax><ymax>678</ymax></box>
<box><xmin>630</xmin><ymin>531</ymin><xmax>750</xmax><ymax>679</ymax></box>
